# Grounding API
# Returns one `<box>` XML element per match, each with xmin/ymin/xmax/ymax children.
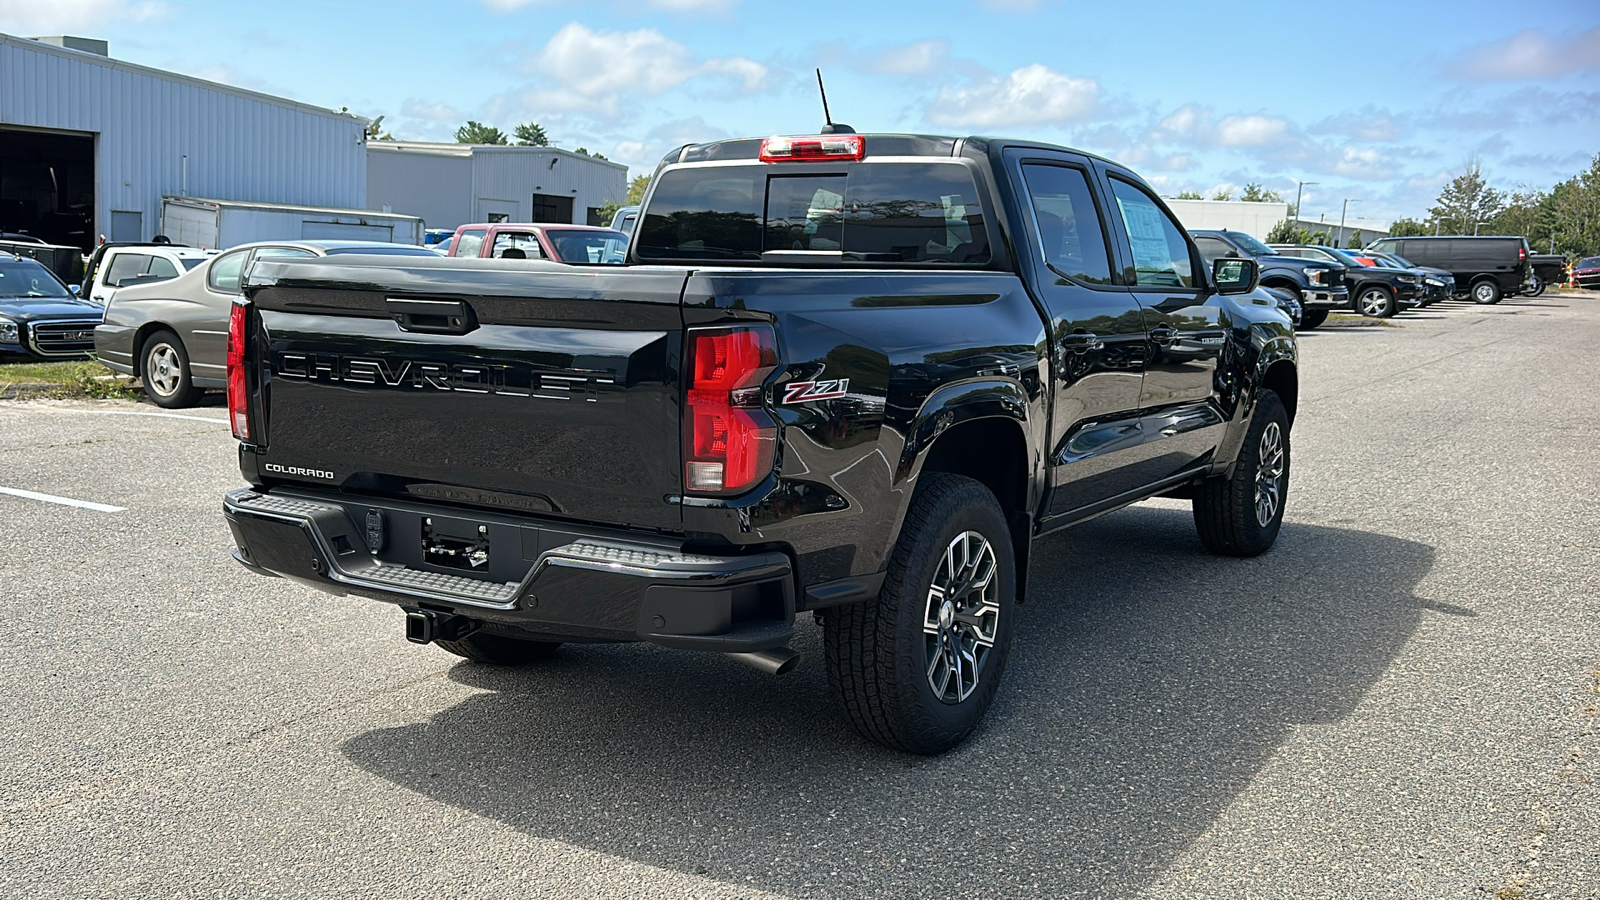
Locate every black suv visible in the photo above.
<box><xmin>1270</xmin><ymin>245</ymin><xmax>1422</xmax><ymax>318</ymax></box>
<box><xmin>1189</xmin><ymin>229</ymin><xmax>1347</xmax><ymax>329</ymax></box>
<box><xmin>1365</xmin><ymin>236</ymin><xmax>1530</xmax><ymax>304</ymax></box>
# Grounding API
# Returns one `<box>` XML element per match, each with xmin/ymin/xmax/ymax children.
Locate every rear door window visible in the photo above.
<box><xmin>1019</xmin><ymin>164</ymin><xmax>1112</xmax><ymax>283</ymax></box>
<box><xmin>490</xmin><ymin>231</ymin><xmax>544</xmax><ymax>258</ymax></box>
<box><xmin>104</xmin><ymin>252</ymin><xmax>151</xmax><ymax>286</ymax></box>
<box><xmin>637</xmin><ymin>162</ymin><xmax>989</xmax><ymax>265</ymax></box>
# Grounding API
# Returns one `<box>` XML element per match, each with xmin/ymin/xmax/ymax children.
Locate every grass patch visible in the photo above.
<box><xmin>1321</xmin><ymin>313</ymin><xmax>1401</xmax><ymax>328</ymax></box>
<box><xmin>0</xmin><ymin>359</ymin><xmax>140</xmax><ymax>399</ymax></box>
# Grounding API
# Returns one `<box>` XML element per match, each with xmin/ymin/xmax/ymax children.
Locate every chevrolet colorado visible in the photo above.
<box><xmin>223</xmin><ymin>133</ymin><xmax>1299</xmax><ymax>753</ymax></box>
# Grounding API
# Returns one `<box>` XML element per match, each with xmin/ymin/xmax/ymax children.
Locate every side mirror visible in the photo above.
<box><xmin>1213</xmin><ymin>257</ymin><xmax>1259</xmax><ymax>295</ymax></box>
<box><xmin>68</xmin><ymin>284</ymin><xmax>81</xmax><ymax>296</ymax></box>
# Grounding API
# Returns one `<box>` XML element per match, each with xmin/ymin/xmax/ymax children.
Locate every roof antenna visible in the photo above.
<box><xmin>816</xmin><ymin>69</ymin><xmax>855</xmax><ymax>135</ymax></box>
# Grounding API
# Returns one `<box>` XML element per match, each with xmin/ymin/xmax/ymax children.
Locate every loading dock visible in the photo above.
<box><xmin>0</xmin><ymin>126</ymin><xmax>95</xmax><ymax>250</ymax></box>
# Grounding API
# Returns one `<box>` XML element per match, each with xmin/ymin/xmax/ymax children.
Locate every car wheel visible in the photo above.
<box><xmin>141</xmin><ymin>330</ymin><xmax>203</xmax><ymax>408</ymax></box>
<box><xmin>823</xmin><ymin>473</ymin><xmax>1016</xmax><ymax>755</ymax></box>
<box><xmin>1299</xmin><ymin>308</ymin><xmax>1329</xmax><ymax>330</ymax></box>
<box><xmin>1472</xmin><ymin>279</ymin><xmax>1502</xmax><ymax>304</ymax></box>
<box><xmin>1526</xmin><ymin>274</ymin><xmax>1545</xmax><ymax>297</ymax></box>
<box><xmin>1193</xmin><ymin>389</ymin><xmax>1289</xmax><ymax>558</ymax></box>
<box><xmin>434</xmin><ymin>631</ymin><xmax>561</xmax><ymax>665</ymax></box>
<box><xmin>1356</xmin><ymin>285</ymin><xmax>1397</xmax><ymax>318</ymax></box>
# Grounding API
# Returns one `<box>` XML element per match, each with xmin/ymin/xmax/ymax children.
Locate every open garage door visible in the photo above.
<box><xmin>0</xmin><ymin>127</ymin><xmax>96</xmax><ymax>251</ymax></box>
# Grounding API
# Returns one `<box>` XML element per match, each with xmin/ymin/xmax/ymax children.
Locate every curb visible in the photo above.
<box><xmin>0</xmin><ymin>383</ymin><xmax>59</xmax><ymax>400</ymax></box>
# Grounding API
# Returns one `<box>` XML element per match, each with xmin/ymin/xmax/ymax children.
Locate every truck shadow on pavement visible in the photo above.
<box><xmin>343</xmin><ymin>507</ymin><xmax>1442</xmax><ymax>899</ymax></box>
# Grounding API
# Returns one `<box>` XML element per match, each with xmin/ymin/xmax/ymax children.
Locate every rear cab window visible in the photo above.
<box><xmin>636</xmin><ymin>161</ymin><xmax>991</xmax><ymax>266</ymax></box>
<box><xmin>453</xmin><ymin>229</ymin><xmax>488</xmax><ymax>258</ymax></box>
<box><xmin>103</xmin><ymin>252</ymin><xmax>151</xmax><ymax>286</ymax></box>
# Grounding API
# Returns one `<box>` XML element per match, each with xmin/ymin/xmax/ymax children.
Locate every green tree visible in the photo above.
<box><xmin>1266</xmin><ymin>219</ymin><xmax>1300</xmax><ymax>243</ymax></box>
<box><xmin>1175</xmin><ymin>190</ymin><xmax>1203</xmax><ymax>200</ymax></box>
<box><xmin>1346</xmin><ymin>229</ymin><xmax>1363</xmax><ymax>249</ymax></box>
<box><xmin>574</xmin><ymin>147</ymin><xmax>609</xmax><ymax>160</ymax></box>
<box><xmin>626</xmin><ymin>174</ymin><xmax>651</xmax><ymax>205</ymax></box>
<box><xmin>456</xmin><ymin>121</ymin><xmax>508</xmax><ymax>145</ymax></box>
<box><xmin>1429</xmin><ymin>158</ymin><xmax>1504</xmax><ymax>234</ymax></box>
<box><xmin>514</xmin><ymin>122</ymin><xmax>550</xmax><ymax>146</ymax></box>
<box><xmin>1210</xmin><ymin>187</ymin><xmax>1234</xmax><ymax>201</ymax></box>
<box><xmin>1389</xmin><ymin>218</ymin><xmax>1430</xmax><ymax>237</ymax></box>
<box><xmin>1240</xmin><ymin>183</ymin><xmax>1284</xmax><ymax>203</ymax></box>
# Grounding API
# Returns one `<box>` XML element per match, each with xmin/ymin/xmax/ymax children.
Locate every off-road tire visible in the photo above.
<box><xmin>823</xmin><ymin>473</ymin><xmax>1016</xmax><ymax>755</ymax></box>
<box><xmin>1193</xmin><ymin>389</ymin><xmax>1289</xmax><ymax>557</ymax></box>
<box><xmin>435</xmin><ymin>632</ymin><xmax>562</xmax><ymax>665</ymax></box>
<box><xmin>1299</xmin><ymin>308</ymin><xmax>1329</xmax><ymax>330</ymax></box>
<box><xmin>141</xmin><ymin>330</ymin><xmax>203</xmax><ymax>408</ymax></box>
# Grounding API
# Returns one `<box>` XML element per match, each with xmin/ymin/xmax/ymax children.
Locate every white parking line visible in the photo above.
<box><xmin>0</xmin><ymin>486</ymin><xmax>126</xmax><ymax>513</ymax></box>
<box><xmin>32</xmin><ymin>409</ymin><xmax>227</xmax><ymax>425</ymax></box>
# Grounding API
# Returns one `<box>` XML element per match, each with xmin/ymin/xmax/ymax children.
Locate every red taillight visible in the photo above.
<box><xmin>1518</xmin><ymin>247</ymin><xmax>1526</xmax><ymax>260</ymax></box>
<box><xmin>227</xmin><ymin>300</ymin><xmax>250</xmax><ymax>440</ymax></box>
<box><xmin>758</xmin><ymin>134</ymin><xmax>865</xmax><ymax>163</ymax></box>
<box><xmin>684</xmin><ymin>326</ymin><xmax>777</xmax><ymax>494</ymax></box>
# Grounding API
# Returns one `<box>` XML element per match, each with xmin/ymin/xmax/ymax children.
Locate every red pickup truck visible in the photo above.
<box><xmin>446</xmin><ymin>223</ymin><xmax>628</xmax><ymax>264</ymax></box>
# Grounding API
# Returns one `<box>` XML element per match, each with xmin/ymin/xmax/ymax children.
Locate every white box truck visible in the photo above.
<box><xmin>160</xmin><ymin>197</ymin><xmax>424</xmax><ymax>249</ymax></box>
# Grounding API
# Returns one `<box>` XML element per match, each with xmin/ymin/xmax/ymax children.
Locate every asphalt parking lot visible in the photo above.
<box><xmin>1</xmin><ymin>293</ymin><xmax>1596</xmax><ymax>899</ymax></box>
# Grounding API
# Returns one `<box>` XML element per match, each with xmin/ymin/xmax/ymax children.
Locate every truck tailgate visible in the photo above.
<box><xmin>244</xmin><ymin>259</ymin><xmax>688</xmax><ymax>532</ymax></box>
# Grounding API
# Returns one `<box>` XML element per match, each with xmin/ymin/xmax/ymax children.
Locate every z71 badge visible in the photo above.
<box><xmin>782</xmin><ymin>379</ymin><xmax>850</xmax><ymax>404</ymax></box>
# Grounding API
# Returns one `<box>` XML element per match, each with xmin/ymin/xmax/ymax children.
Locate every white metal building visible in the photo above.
<box><xmin>1163</xmin><ymin>199</ymin><xmax>1290</xmax><ymax>240</ymax></box>
<box><xmin>367</xmin><ymin>141</ymin><xmax>628</xmax><ymax>230</ymax></box>
<box><xmin>0</xmin><ymin>33</ymin><xmax>367</xmax><ymax>250</ymax></box>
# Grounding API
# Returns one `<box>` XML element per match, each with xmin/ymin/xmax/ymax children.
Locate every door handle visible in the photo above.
<box><xmin>1150</xmin><ymin>326</ymin><xmax>1178</xmax><ymax>344</ymax></box>
<box><xmin>1060</xmin><ymin>333</ymin><xmax>1104</xmax><ymax>355</ymax></box>
<box><xmin>386</xmin><ymin>298</ymin><xmax>478</xmax><ymax>335</ymax></box>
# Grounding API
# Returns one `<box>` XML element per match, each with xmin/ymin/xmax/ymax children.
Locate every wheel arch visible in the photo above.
<box><xmin>131</xmin><ymin>321</ymin><xmax>183</xmax><ymax>375</ymax></box>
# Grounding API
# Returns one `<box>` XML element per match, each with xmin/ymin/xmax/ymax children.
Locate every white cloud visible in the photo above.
<box><xmin>483</xmin><ymin>0</ymin><xmax>738</xmax><ymax>11</ymax></box>
<box><xmin>869</xmin><ymin>39</ymin><xmax>949</xmax><ymax>76</ymax></box>
<box><xmin>1446</xmin><ymin>25</ymin><xmax>1600</xmax><ymax>80</ymax></box>
<box><xmin>1311</xmin><ymin>108</ymin><xmax>1406</xmax><ymax>143</ymax></box>
<box><xmin>524</xmin><ymin>22</ymin><xmax>767</xmax><ymax>114</ymax></box>
<box><xmin>927</xmin><ymin>64</ymin><xmax>1099</xmax><ymax>128</ymax></box>
<box><xmin>400</xmin><ymin>99</ymin><xmax>466</xmax><ymax>123</ymax></box>
<box><xmin>1213</xmin><ymin>114</ymin><xmax>1289</xmax><ymax>147</ymax></box>
<box><xmin>1156</xmin><ymin>104</ymin><xmax>1204</xmax><ymax>136</ymax></box>
<box><xmin>0</xmin><ymin>0</ymin><xmax>165</xmax><ymax>32</ymax></box>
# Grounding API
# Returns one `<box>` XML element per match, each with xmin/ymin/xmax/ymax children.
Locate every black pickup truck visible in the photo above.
<box><xmin>1188</xmin><ymin>229</ymin><xmax>1347</xmax><ymax>329</ymax></box>
<box><xmin>223</xmin><ymin>133</ymin><xmax>1299</xmax><ymax>753</ymax></box>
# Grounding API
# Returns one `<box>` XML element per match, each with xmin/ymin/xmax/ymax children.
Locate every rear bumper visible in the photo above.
<box><xmin>223</xmin><ymin>487</ymin><xmax>796</xmax><ymax>651</ymax></box>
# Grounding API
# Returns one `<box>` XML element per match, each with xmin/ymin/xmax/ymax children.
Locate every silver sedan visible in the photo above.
<box><xmin>95</xmin><ymin>240</ymin><xmax>436</xmax><ymax>408</ymax></box>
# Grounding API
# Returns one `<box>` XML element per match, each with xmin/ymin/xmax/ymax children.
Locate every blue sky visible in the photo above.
<box><xmin>6</xmin><ymin>0</ymin><xmax>1599</xmax><ymax>224</ymax></box>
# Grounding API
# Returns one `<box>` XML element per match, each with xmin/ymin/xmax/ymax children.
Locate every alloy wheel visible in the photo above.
<box><xmin>922</xmin><ymin>530</ymin><xmax>1001</xmax><ymax>704</ymax></box>
<box><xmin>147</xmin><ymin>344</ymin><xmax>182</xmax><ymax>396</ymax></box>
<box><xmin>1254</xmin><ymin>421</ymin><xmax>1285</xmax><ymax>527</ymax></box>
<box><xmin>1358</xmin><ymin>289</ymin><xmax>1390</xmax><ymax>317</ymax></box>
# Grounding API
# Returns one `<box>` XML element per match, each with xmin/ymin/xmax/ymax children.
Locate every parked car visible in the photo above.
<box><xmin>1189</xmin><ymin>229</ymin><xmax>1347</xmax><ymax>329</ymax></box>
<box><xmin>1359</xmin><ymin>249</ymin><xmax>1455</xmax><ymax>307</ymax></box>
<box><xmin>1270</xmin><ymin>245</ymin><xmax>1422</xmax><ymax>318</ymax></box>
<box><xmin>1525</xmin><ymin>253</ymin><xmax>1567</xmax><ymax>296</ymax></box>
<box><xmin>81</xmin><ymin>244</ymin><xmax>213</xmax><ymax>307</ymax></box>
<box><xmin>1364</xmin><ymin>235</ymin><xmax>1530</xmax><ymax>304</ymax></box>
<box><xmin>1572</xmin><ymin>256</ymin><xmax>1600</xmax><ymax>289</ymax></box>
<box><xmin>224</xmin><ymin>130</ymin><xmax>1300</xmax><ymax>754</ymax></box>
<box><xmin>0</xmin><ymin>253</ymin><xmax>102</xmax><ymax>359</ymax></box>
<box><xmin>95</xmin><ymin>240</ymin><xmax>438</xmax><ymax>407</ymax></box>
<box><xmin>446</xmin><ymin>223</ymin><xmax>629</xmax><ymax>264</ymax></box>
<box><xmin>608</xmin><ymin>205</ymin><xmax>640</xmax><ymax>237</ymax></box>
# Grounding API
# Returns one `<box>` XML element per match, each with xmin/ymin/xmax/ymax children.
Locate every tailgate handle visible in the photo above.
<box><xmin>386</xmin><ymin>298</ymin><xmax>478</xmax><ymax>335</ymax></box>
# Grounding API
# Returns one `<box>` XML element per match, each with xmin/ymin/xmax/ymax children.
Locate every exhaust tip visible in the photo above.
<box><xmin>726</xmin><ymin>646</ymin><xmax>802</xmax><ymax>676</ymax></box>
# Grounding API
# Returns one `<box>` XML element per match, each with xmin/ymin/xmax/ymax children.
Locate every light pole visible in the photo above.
<box><xmin>1340</xmin><ymin>198</ymin><xmax>1360</xmax><ymax>247</ymax></box>
<box><xmin>1294</xmin><ymin>181</ymin><xmax>1318</xmax><ymax>229</ymax></box>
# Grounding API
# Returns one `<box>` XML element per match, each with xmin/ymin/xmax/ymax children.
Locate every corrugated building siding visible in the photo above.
<box><xmin>0</xmin><ymin>34</ymin><xmax>365</xmax><ymax>242</ymax></box>
<box><xmin>367</xmin><ymin>146</ymin><xmax>473</xmax><ymax>228</ymax></box>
